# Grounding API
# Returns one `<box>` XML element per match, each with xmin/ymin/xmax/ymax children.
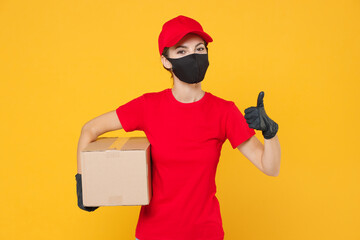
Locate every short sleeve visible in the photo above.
<box><xmin>116</xmin><ymin>94</ymin><xmax>146</xmax><ymax>132</ymax></box>
<box><xmin>225</xmin><ymin>101</ymin><xmax>256</xmax><ymax>149</ymax></box>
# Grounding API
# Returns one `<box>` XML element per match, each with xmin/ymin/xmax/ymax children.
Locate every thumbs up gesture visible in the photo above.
<box><xmin>244</xmin><ymin>91</ymin><xmax>279</xmax><ymax>139</ymax></box>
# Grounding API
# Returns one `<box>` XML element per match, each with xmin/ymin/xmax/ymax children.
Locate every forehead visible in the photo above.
<box><xmin>172</xmin><ymin>33</ymin><xmax>206</xmax><ymax>48</ymax></box>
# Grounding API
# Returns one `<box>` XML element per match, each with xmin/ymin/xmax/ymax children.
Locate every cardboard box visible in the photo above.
<box><xmin>80</xmin><ymin>136</ymin><xmax>152</xmax><ymax>206</ymax></box>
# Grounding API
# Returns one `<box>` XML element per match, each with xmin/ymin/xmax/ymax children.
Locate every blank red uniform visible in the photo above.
<box><xmin>116</xmin><ymin>88</ymin><xmax>255</xmax><ymax>240</ymax></box>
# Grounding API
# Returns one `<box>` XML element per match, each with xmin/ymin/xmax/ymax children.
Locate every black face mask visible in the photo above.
<box><xmin>165</xmin><ymin>53</ymin><xmax>209</xmax><ymax>84</ymax></box>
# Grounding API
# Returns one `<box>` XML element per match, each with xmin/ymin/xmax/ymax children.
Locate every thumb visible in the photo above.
<box><xmin>257</xmin><ymin>91</ymin><xmax>264</xmax><ymax>108</ymax></box>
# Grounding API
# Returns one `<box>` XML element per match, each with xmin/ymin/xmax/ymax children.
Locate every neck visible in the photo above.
<box><xmin>171</xmin><ymin>78</ymin><xmax>205</xmax><ymax>103</ymax></box>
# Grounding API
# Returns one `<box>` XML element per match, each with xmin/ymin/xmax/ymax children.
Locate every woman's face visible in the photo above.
<box><xmin>167</xmin><ymin>33</ymin><xmax>207</xmax><ymax>59</ymax></box>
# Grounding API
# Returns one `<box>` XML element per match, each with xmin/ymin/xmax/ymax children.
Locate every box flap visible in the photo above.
<box><xmin>82</xmin><ymin>137</ymin><xmax>150</xmax><ymax>152</ymax></box>
<box><xmin>122</xmin><ymin>137</ymin><xmax>150</xmax><ymax>150</ymax></box>
<box><xmin>82</xmin><ymin>137</ymin><xmax>117</xmax><ymax>151</ymax></box>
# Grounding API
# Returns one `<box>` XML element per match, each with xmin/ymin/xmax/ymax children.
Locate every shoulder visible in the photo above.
<box><xmin>207</xmin><ymin>91</ymin><xmax>235</xmax><ymax>109</ymax></box>
<box><xmin>140</xmin><ymin>88</ymin><xmax>169</xmax><ymax>101</ymax></box>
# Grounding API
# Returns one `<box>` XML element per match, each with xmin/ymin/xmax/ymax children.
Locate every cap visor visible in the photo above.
<box><xmin>166</xmin><ymin>31</ymin><xmax>213</xmax><ymax>48</ymax></box>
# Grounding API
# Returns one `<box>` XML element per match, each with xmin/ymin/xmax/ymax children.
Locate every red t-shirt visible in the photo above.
<box><xmin>116</xmin><ymin>88</ymin><xmax>255</xmax><ymax>240</ymax></box>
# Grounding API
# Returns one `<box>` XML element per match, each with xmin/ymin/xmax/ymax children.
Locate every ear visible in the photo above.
<box><xmin>161</xmin><ymin>55</ymin><xmax>172</xmax><ymax>70</ymax></box>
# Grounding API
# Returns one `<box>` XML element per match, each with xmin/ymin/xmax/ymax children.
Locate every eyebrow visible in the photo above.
<box><xmin>175</xmin><ymin>42</ymin><xmax>205</xmax><ymax>49</ymax></box>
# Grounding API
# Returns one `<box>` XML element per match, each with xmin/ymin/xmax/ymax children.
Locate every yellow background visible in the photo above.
<box><xmin>1</xmin><ymin>0</ymin><xmax>359</xmax><ymax>239</ymax></box>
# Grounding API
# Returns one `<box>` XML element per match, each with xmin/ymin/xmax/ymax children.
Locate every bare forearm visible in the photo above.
<box><xmin>261</xmin><ymin>134</ymin><xmax>281</xmax><ymax>176</ymax></box>
<box><xmin>77</xmin><ymin>126</ymin><xmax>98</xmax><ymax>174</ymax></box>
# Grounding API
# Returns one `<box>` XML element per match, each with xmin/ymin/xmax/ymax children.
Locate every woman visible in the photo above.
<box><xmin>76</xmin><ymin>15</ymin><xmax>281</xmax><ymax>240</ymax></box>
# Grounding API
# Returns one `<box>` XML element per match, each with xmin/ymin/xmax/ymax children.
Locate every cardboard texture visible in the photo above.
<box><xmin>81</xmin><ymin>136</ymin><xmax>152</xmax><ymax>206</ymax></box>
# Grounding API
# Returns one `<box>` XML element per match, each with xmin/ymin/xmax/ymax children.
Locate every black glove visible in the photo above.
<box><xmin>244</xmin><ymin>91</ymin><xmax>279</xmax><ymax>139</ymax></box>
<box><xmin>75</xmin><ymin>173</ymin><xmax>99</xmax><ymax>212</ymax></box>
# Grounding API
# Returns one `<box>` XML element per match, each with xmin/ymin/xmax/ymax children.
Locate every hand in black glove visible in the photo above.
<box><xmin>75</xmin><ymin>173</ymin><xmax>99</xmax><ymax>212</ymax></box>
<box><xmin>244</xmin><ymin>91</ymin><xmax>279</xmax><ymax>139</ymax></box>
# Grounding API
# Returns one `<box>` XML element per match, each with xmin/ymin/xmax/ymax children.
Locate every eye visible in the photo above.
<box><xmin>197</xmin><ymin>47</ymin><xmax>205</xmax><ymax>52</ymax></box>
<box><xmin>177</xmin><ymin>50</ymin><xmax>186</xmax><ymax>54</ymax></box>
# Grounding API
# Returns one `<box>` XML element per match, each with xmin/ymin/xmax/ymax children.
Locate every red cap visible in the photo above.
<box><xmin>158</xmin><ymin>15</ymin><xmax>213</xmax><ymax>56</ymax></box>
